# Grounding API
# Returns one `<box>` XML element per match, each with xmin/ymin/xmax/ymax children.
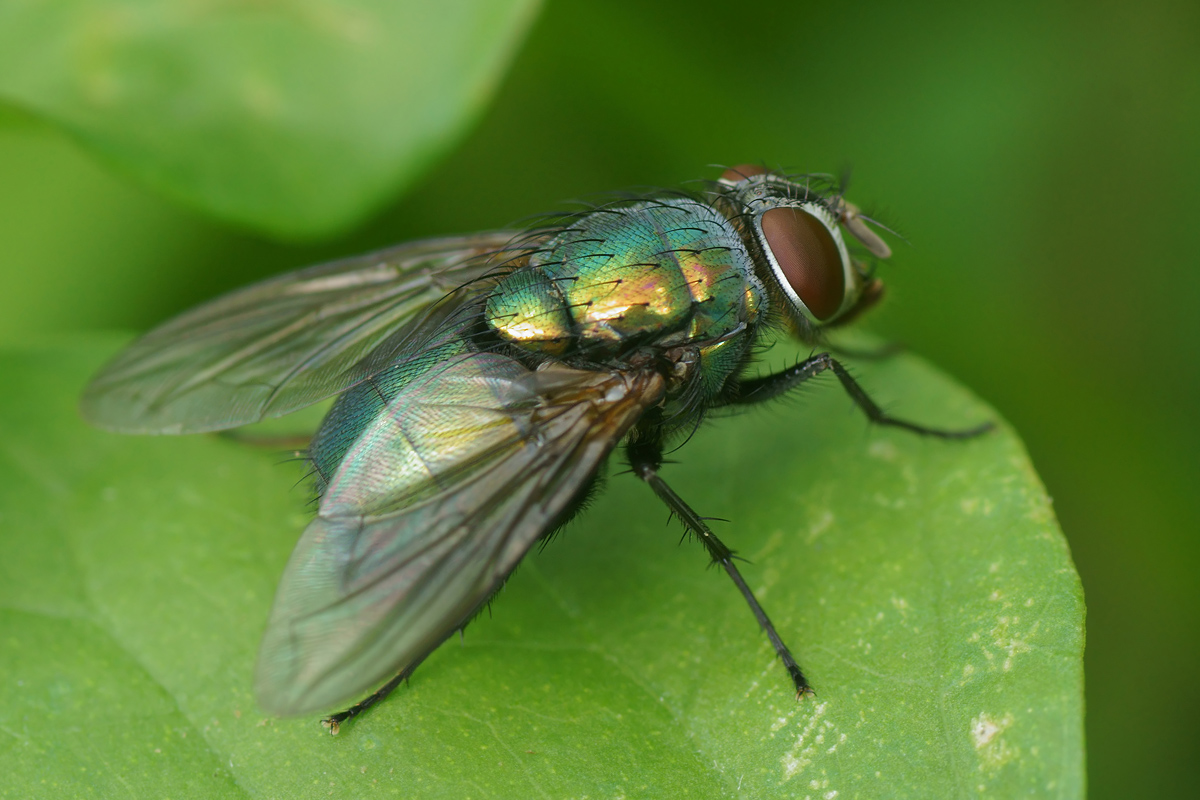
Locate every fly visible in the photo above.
<box><xmin>80</xmin><ymin>165</ymin><xmax>991</xmax><ymax>734</ymax></box>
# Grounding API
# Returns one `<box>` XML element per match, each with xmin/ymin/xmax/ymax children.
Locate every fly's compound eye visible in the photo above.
<box><xmin>758</xmin><ymin>203</ymin><xmax>852</xmax><ymax>323</ymax></box>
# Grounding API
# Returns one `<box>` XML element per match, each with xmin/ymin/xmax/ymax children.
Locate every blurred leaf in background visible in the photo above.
<box><xmin>1</xmin><ymin>0</ymin><xmax>1197</xmax><ymax>797</ymax></box>
<box><xmin>0</xmin><ymin>0</ymin><xmax>540</xmax><ymax>237</ymax></box>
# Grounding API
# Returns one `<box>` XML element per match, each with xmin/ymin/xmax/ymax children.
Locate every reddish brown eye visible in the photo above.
<box><xmin>761</xmin><ymin>207</ymin><xmax>845</xmax><ymax>321</ymax></box>
<box><xmin>720</xmin><ymin>164</ymin><xmax>768</xmax><ymax>182</ymax></box>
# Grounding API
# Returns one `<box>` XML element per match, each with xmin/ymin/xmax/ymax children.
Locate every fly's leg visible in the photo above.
<box><xmin>626</xmin><ymin>435</ymin><xmax>813</xmax><ymax>699</ymax></box>
<box><xmin>728</xmin><ymin>352</ymin><xmax>993</xmax><ymax>438</ymax></box>
<box><xmin>321</xmin><ymin>653</ymin><xmax>430</xmax><ymax>735</ymax></box>
<box><xmin>320</xmin><ymin>575</ymin><xmax>518</xmax><ymax>734</ymax></box>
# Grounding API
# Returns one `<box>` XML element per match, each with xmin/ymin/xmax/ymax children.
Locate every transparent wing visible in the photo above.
<box><xmin>254</xmin><ymin>349</ymin><xmax>665</xmax><ymax>716</ymax></box>
<box><xmin>81</xmin><ymin>231</ymin><xmax>538</xmax><ymax>434</ymax></box>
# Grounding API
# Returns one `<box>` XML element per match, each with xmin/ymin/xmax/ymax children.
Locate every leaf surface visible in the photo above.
<box><xmin>0</xmin><ymin>338</ymin><xmax>1084</xmax><ymax>798</ymax></box>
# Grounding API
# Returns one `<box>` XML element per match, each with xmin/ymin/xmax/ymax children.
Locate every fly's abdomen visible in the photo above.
<box><xmin>485</xmin><ymin>199</ymin><xmax>763</xmax><ymax>355</ymax></box>
<box><xmin>307</xmin><ymin>335</ymin><xmax>474</xmax><ymax>490</ymax></box>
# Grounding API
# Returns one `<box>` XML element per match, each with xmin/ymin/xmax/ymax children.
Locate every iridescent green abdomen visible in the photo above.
<box><xmin>307</xmin><ymin>334</ymin><xmax>474</xmax><ymax>489</ymax></box>
<box><xmin>485</xmin><ymin>198</ymin><xmax>764</xmax><ymax>357</ymax></box>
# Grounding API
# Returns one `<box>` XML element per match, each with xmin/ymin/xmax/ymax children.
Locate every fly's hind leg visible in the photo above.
<box><xmin>321</xmin><ymin>589</ymin><xmax>504</xmax><ymax>734</ymax></box>
<box><xmin>321</xmin><ymin>654</ymin><xmax>430</xmax><ymax>735</ymax></box>
<box><xmin>626</xmin><ymin>430</ymin><xmax>814</xmax><ymax>699</ymax></box>
<box><xmin>318</xmin><ymin>514</ymin><xmax>582</xmax><ymax>736</ymax></box>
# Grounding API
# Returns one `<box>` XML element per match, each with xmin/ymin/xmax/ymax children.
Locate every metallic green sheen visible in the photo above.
<box><xmin>307</xmin><ymin>335</ymin><xmax>474</xmax><ymax>490</ymax></box>
<box><xmin>318</xmin><ymin>199</ymin><xmax>768</xmax><ymax>498</ymax></box>
<box><xmin>484</xmin><ymin>264</ymin><xmax>573</xmax><ymax>353</ymax></box>
<box><xmin>697</xmin><ymin>338</ymin><xmax>753</xmax><ymax>398</ymax></box>
<box><xmin>489</xmin><ymin>198</ymin><xmax>764</xmax><ymax>367</ymax></box>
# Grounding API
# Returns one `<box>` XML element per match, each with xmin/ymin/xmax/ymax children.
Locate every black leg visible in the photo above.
<box><xmin>321</xmin><ymin>654</ymin><xmax>429</xmax><ymax>735</ymax></box>
<box><xmin>627</xmin><ymin>435</ymin><xmax>814</xmax><ymax>699</ymax></box>
<box><xmin>321</xmin><ymin>590</ymin><xmax>506</xmax><ymax>734</ymax></box>
<box><xmin>727</xmin><ymin>352</ymin><xmax>993</xmax><ymax>438</ymax></box>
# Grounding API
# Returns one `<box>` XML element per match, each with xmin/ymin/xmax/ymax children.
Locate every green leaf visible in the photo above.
<box><xmin>0</xmin><ymin>338</ymin><xmax>1083</xmax><ymax>798</ymax></box>
<box><xmin>0</xmin><ymin>1</ymin><xmax>541</xmax><ymax>238</ymax></box>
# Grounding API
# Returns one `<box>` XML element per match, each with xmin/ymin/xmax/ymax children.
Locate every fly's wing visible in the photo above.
<box><xmin>81</xmin><ymin>232</ymin><xmax>539</xmax><ymax>434</ymax></box>
<box><xmin>254</xmin><ymin>350</ymin><xmax>666</xmax><ymax>716</ymax></box>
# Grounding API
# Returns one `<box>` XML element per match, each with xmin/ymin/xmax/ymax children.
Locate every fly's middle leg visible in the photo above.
<box><xmin>625</xmin><ymin>434</ymin><xmax>814</xmax><ymax>699</ymax></box>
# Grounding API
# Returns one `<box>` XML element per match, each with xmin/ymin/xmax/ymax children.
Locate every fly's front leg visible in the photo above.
<box><xmin>626</xmin><ymin>432</ymin><xmax>814</xmax><ymax>699</ymax></box>
<box><xmin>728</xmin><ymin>352</ymin><xmax>993</xmax><ymax>438</ymax></box>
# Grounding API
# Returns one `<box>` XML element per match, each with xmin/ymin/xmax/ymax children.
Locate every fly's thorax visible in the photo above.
<box><xmin>484</xmin><ymin>198</ymin><xmax>765</xmax><ymax>357</ymax></box>
<box><xmin>646</xmin><ymin>334</ymin><xmax>756</xmax><ymax>425</ymax></box>
<box><xmin>697</xmin><ymin>335</ymin><xmax>754</xmax><ymax>398</ymax></box>
<box><xmin>672</xmin><ymin>336</ymin><xmax>755</xmax><ymax>398</ymax></box>
<box><xmin>715</xmin><ymin>166</ymin><xmax>891</xmax><ymax>340</ymax></box>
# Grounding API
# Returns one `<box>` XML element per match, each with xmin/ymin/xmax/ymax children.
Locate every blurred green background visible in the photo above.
<box><xmin>1</xmin><ymin>0</ymin><xmax>1196</xmax><ymax>797</ymax></box>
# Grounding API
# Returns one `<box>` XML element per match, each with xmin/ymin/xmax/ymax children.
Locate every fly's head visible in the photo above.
<box><xmin>715</xmin><ymin>165</ymin><xmax>892</xmax><ymax>341</ymax></box>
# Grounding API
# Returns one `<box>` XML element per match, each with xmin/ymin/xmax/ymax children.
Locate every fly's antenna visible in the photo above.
<box><xmin>834</xmin><ymin>197</ymin><xmax>903</xmax><ymax>260</ymax></box>
<box><xmin>825</xmin><ymin>164</ymin><xmax>906</xmax><ymax>258</ymax></box>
